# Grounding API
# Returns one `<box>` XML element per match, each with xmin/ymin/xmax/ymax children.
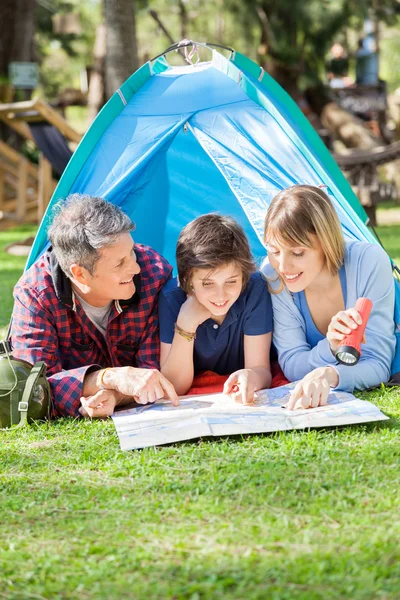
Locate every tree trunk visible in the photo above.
<box><xmin>305</xmin><ymin>86</ymin><xmax>381</xmax><ymax>150</ymax></box>
<box><xmin>0</xmin><ymin>0</ymin><xmax>36</xmax><ymax>100</ymax></box>
<box><xmin>178</xmin><ymin>0</ymin><xmax>188</xmax><ymax>40</ymax></box>
<box><xmin>87</xmin><ymin>24</ymin><xmax>106</xmax><ymax>125</ymax></box>
<box><xmin>321</xmin><ymin>102</ymin><xmax>380</xmax><ymax>150</ymax></box>
<box><xmin>0</xmin><ymin>1</ymin><xmax>17</xmax><ymax>77</ymax></box>
<box><xmin>11</xmin><ymin>0</ymin><xmax>36</xmax><ymax>63</ymax></box>
<box><xmin>103</xmin><ymin>0</ymin><xmax>139</xmax><ymax>99</ymax></box>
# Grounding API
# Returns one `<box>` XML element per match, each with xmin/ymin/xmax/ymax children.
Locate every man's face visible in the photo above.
<box><xmin>80</xmin><ymin>233</ymin><xmax>141</xmax><ymax>306</ymax></box>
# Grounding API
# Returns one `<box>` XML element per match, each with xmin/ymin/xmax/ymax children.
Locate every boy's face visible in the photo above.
<box><xmin>190</xmin><ymin>262</ymin><xmax>243</xmax><ymax>319</ymax></box>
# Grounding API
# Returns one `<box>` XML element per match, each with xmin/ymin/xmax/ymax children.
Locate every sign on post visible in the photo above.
<box><xmin>9</xmin><ymin>62</ymin><xmax>39</xmax><ymax>89</ymax></box>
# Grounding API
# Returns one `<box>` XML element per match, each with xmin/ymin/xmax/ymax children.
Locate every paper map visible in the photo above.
<box><xmin>112</xmin><ymin>383</ymin><xmax>388</xmax><ymax>451</ymax></box>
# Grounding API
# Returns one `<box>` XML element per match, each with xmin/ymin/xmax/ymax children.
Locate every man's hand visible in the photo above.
<box><xmin>285</xmin><ymin>367</ymin><xmax>339</xmax><ymax>411</ymax></box>
<box><xmin>101</xmin><ymin>367</ymin><xmax>179</xmax><ymax>406</ymax></box>
<box><xmin>223</xmin><ymin>369</ymin><xmax>257</xmax><ymax>405</ymax></box>
<box><xmin>79</xmin><ymin>388</ymin><xmax>119</xmax><ymax>418</ymax></box>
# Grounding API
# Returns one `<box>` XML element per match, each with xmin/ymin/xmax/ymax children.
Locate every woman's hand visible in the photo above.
<box><xmin>285</xmin><ymin>366</ymin><xmax>339</xmax><ymax>410</ymax></box>
<box><xmin>223</xmin><ymin>369</ymin><xmax>258</xmax><ymax>405</ymax></box>
<box><xmin>177</xmin><ymin>295</ymin><xmax>212</xmax><ymax>332</ymax></box>
<box><xmin>327</xmin><ymin>307</ymin><xmax>365</xmax><ymax>353</ymax></box>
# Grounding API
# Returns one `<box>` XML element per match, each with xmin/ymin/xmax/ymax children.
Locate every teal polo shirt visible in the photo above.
<box><xmin>159</xmin><ymin>272</ymin><xmax>273</xmax><ymax>375</ymax></box>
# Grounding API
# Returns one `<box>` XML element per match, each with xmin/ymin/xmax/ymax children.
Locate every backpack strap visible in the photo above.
<box><xmin>17</xmin><ymin>361</ymin><xmax>47</xmax><ymax>427</ymax></box>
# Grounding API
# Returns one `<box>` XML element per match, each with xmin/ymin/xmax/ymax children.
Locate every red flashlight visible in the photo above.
<box><xmin>335</xmin><ymin>297</ymin><xmax>372</xmax><ymax>365</ymax></box>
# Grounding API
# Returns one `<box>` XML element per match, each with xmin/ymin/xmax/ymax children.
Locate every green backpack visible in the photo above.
<box><xmin>0</xmin><ymin>341</ymin><xmax>51</xmax><ymax>428</ymax></box>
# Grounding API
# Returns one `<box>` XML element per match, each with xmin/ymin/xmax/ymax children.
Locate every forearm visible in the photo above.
<box><xmin>82</xmin><ymin>369</ymin><xmax>104</xmax><ymax>397</ymax></box>
<box><xmin>324</xmin><ymin>366</ymin><xmax>339</xmax><ymax>388</ymax></box>
<box><xmin>160</xmin><ymin>334</ymin><xmax>195</xmax><ymax>395</ymax></box>
<box><xmin>277</xmin><ymin>337</ymin><xmax>337</xmax><ymax>382</ymax></box>
<box><xmin>48</xmin><ymin>365</ymin><xmax>101</xmax><ymax>417</ymax></box>
<box><xmin>83</xmin><ymin>368</ymin><xmax>138</xmax><ymax>406</ymax></box>
<box><xmin>250</xmin><ymin>366</ymin><xmax>272</xmax><ymax>391</ymax></box>
<box><xmin>334</xmin><ymin>359</ymin><xmax>390</xmax><ymax>392</ymax></box>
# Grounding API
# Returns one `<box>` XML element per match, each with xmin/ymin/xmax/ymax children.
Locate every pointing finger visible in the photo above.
<box><xmin>160</xmin><ymin>374</ymin><xmax>180</xmax><ymax>406</ymax></box>
<box><xmin>286</xmin><ymin>382</ymin><xmax>303</xmax><ymax>410</ymax></box>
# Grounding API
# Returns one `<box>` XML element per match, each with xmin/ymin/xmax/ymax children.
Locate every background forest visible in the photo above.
<box><xmin>1</xmin><ymin>0</ymin><xmax>400</xmax><ymax>118</ymax></box>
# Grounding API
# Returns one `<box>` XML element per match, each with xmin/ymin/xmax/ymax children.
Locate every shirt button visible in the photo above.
<box><xmin>213</xmin><ymin>324</ymin><xmax>219</xmax><ymax>329</ymax></box>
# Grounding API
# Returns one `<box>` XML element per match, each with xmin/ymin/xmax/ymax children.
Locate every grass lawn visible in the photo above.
<box><xmin>0</xmin><ymin>225</ymin><xmax>39</xmax><ymax>339</ymax></box>
<box><xmin>1</xmin><ymin>224</ymin><xmax>400</xmax><ymax>600</ymax></box>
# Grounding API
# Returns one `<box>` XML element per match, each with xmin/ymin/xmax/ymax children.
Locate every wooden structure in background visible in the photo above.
<box><xmin>0</xmin><ymin>99</ymin><xmax>81</xmax><ymax>224</ymax></box>
<box><xmin>334</xmin><ymin>141</ymin><xmax>400</xmax><ymax>226</ymax></box>
<box><xmin>0</xmin><ymin>141</ymin><xmax>57</xmax><ymax>223</ymax></box>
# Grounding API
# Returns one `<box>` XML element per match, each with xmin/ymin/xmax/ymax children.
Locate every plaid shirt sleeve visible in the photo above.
<box><xmin>11</xmin><ymin>284</ymin><xmax>99</xmax><ymax>418</ymax></box>
<box><xmin>134</xmin><ymin>246</ymin><xmax>173</xmax><ymax>370</ymax></box>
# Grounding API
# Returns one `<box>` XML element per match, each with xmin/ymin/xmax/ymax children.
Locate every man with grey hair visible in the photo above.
<box><xmin>10</xmin><ymin>194</ymin><xmax>178</xmax><ymax>418</ymax></box>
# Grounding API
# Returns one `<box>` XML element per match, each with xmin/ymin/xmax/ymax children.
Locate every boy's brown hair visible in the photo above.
<box><xmin>176</xmin><ymin>214</ymin><xmax>256</xmax><ymax>293</ymax></box>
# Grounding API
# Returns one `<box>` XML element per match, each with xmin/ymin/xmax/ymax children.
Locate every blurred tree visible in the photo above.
<box><xmin>224</xmin><ymin>0</ymin><xmax>351</xmax><ymax>96</ymax></box>
<box><xmin>35</xmin><ymin>0</ymin><xmax>98</xmax><ymax>100</ymax></box>
<box><xmin>225</xmin><ymin>0</ymin><xmax>400</xmax><ymax>97</ymax></box>
<box><xmin>103</xmin><ymin>0</ymin><xmax>139</xmax><ymax>98</ymax></box>
<box><xmin>0</xmin><ymin>0</ymin><xmax>36</xmax><ymax>100</ymax></box>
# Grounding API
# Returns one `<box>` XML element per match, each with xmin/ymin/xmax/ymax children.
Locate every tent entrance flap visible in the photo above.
<box><xmin>124</xmin><ymin>124</ymin><xmax>263</xmax><ymax>268</ymax></box>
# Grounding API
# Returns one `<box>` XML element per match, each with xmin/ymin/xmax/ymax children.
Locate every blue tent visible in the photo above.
<box><xmin>27</xmin><ymin>42</ymin><xmax>378</xmax><ymax>272</ymax></box>
<box><xmin>26</xmin><ymin>41</ymin><xmax>400</xmax><ymax>377</ymax></box>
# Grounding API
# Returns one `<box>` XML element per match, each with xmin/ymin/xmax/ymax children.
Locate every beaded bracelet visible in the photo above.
<box><xmin>174</xmin><ymin>323</ymin><xmax>196</xmax><ymax>342</ymax></box>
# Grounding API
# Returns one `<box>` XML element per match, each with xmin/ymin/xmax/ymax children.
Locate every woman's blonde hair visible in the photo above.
<box><xmin>264</xmin><ymin>185</ymin><xmax>345</xmax><ymax>276</ymax></box>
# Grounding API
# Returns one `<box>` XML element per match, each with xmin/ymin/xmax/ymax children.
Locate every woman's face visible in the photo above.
<box><xmin>266</xmin><ymin>234</ymin><xmax>327</xmax><ymax>292</ymax></box>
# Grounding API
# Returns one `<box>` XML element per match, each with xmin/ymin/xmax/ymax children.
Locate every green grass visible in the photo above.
<box><xmin>0</xmin><ymin>225</ymin><xmax>38</xmax><ymax>338</ymax></box>
<box><xmin>375</xmin><ymin>225</ymin><xmax>400</xmax><ymax>266</ymax></box>
<box><xmin>376</xmin><ymin>200</ymin><xmax>400</xmax><ymax>211</ymax></box>
<box><xmin>1</xmin><ymin>224</ymin><xmax>400</xmax><ymax>599</ymax></box>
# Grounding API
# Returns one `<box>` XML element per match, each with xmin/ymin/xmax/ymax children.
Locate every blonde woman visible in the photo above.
<box><xmin>262</xmin><ymin>185</ymin><xmax>395</xmax><ymax>410</ymax></box>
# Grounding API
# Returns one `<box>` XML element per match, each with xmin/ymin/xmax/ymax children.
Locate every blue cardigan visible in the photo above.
<box><xmin>261</xmin><ymin>241</ymin><xmax>396</xmax><ymax>392</ymax></box>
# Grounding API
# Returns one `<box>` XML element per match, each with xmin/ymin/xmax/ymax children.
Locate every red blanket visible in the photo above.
<box><xmin>187</xmin><ymin>362</ymin><xmax>289</xmax><ymax>395</ymax></box>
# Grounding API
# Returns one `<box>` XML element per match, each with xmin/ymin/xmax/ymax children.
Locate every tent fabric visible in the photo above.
<box><xmin>24</xmin><ymin>46</ymin><xmax>400</xmax><ymax>379</ymax></box>
<box><xmin>26</xmin><ymin>48</ymin><xmax>376</xmax><ymax>271</ymax></box>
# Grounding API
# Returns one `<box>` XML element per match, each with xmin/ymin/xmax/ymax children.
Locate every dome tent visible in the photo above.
<box><xmin>25</xmin><ymin>40</ymin><xmax>400</xmax><ymax>380</ymax></box>
<box><xmin>27</xmin><ymin>40</ymin><xmax>377</xmax><ymax>271</ymax></box>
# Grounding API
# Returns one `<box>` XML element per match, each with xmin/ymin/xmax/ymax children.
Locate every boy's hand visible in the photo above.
<box><xmin>223</xmin><ymin>369</ymin><xmax>257</xmax><ymax>405</ymax></box>
<box><xmin>177</xmin><ymin>295</ymin><xmax>212</xmax><ymax>332</ymax></box>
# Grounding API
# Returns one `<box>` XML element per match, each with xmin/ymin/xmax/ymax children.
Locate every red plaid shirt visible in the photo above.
<box><xmin>10</xmin><ymin>244</ymin><xmax>172</xmax><ymax>418</ymax></box>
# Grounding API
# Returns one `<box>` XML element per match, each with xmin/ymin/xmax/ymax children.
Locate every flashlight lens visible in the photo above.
<box><xmin>336</xmin><ymin>351</ymin><xmax>357</xmax><ymax>364</ymax></box>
